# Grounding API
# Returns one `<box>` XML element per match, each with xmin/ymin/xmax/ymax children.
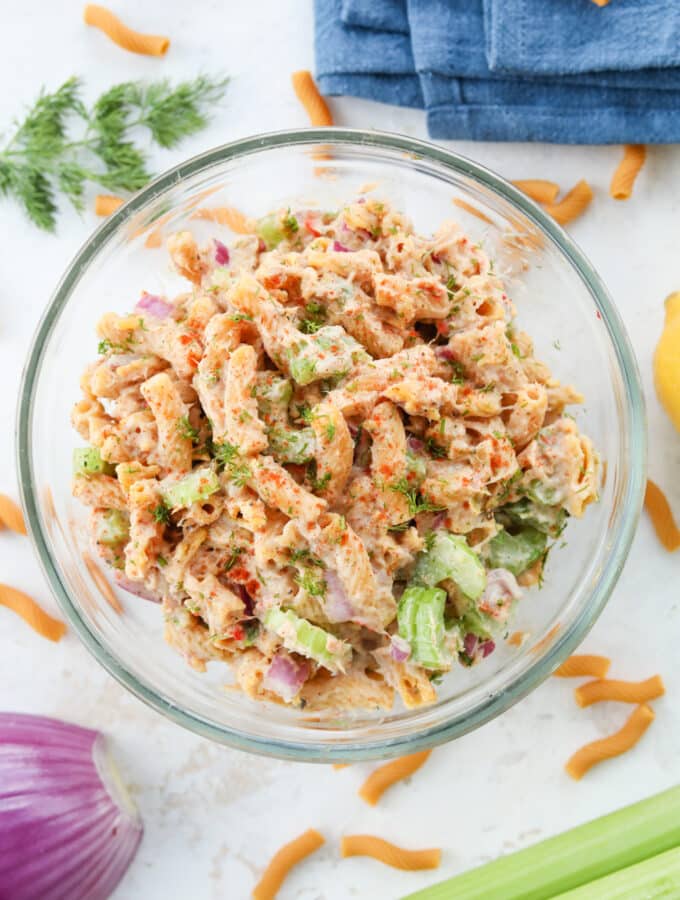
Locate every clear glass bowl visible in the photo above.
<box><xmin>17</xmin><ymin>129</ymin><xmax>646</xmax><ymax>761</ymax></box>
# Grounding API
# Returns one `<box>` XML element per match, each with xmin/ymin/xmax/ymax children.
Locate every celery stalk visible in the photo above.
<box><xmin>552</xmin><ymin>846</ymin><xmax>680</xmax><ymax>899</ymax></box>
<box><xmin>73</xmin><ymin>447</ymin><xmax>114</xmax><ymax>477</ymax></box>
<box><xmin>402</xmin><ymin>785</ymin><xmax>680</xmax><ymax>900</ymax></box>
<box><xmin>398</xmin><ymin>586</ymin><xmax>452</xmax><ymax>670</ymax></box>
<box><xmin>268</xmin><ymin>427</ymin><xmax>315</xmax><ymax>464</ymax></box>
<box><xmin>162</xmin><ymin>468</ymin><xmax>220</xmax><ymax>509</ymax></box>
<box><xmin>262</xmin><ymin>607</ymin><xmax>352</xmax><ymax>673</ymax></box>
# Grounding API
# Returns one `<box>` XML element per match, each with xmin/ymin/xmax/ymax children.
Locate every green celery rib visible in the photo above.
<box><xmin>402</xmin><ymin>785</ymin><xmax>680</xmax><ymax>900</ymax></box>
<box><xmin>552</xmin><ymin>846</ymin><xmax>680</xmax><ymax>899</ymax></box>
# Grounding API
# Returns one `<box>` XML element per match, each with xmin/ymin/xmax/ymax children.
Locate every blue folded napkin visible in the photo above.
<box><xmin>484</xmin><ymin>0</ymin><xmax>680</xmax><ymax>76</ymax></box>
<box><xmin>314</xmin><ymin>0</ymin><xmax>680</xmax><ymax>143</ymax></box>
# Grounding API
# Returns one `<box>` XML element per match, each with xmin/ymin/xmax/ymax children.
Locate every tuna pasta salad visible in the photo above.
<box><xmin>71</xmin><ymin>198</ymin><xmax>600</xmax><ymax>712</ymax></box>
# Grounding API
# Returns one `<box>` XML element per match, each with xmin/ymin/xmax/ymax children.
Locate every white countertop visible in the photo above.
<box><xmin>2</xmin><ymin>2</ymin><xmax>679</xmax><ymax>898</ymax></box>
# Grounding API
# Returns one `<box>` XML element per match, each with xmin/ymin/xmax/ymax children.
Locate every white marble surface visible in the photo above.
<box><xmin>2</xmin><ymin>2</ymin><xmax>680</xmax><ymax>898</ymax></box>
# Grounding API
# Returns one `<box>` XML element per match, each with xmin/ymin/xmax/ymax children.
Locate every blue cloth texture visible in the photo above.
<box><xmin>341</xmin><ymin>0</ymin><xmax>409</xmax><ymax>34</ymax></box>
<box><xmin>314</xmin><ymin>0</ymin><xmax>680</xmax><ymax>143</ymax></box>
<box><xmin>484</xmin><ymin>0</ymin><xmax>680</xmax><ymax>76</ymax></box>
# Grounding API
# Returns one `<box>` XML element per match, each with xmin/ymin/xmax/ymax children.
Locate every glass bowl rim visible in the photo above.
<box><xmin>16</xmin><ymin>127</ymin><xmax>646</xmax><ymax>761</ymax></box>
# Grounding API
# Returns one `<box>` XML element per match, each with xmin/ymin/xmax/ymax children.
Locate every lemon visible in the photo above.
<box><xmin>654</xmin><ymin>291</ymin><xmax>680</xmax><ymax>433</ymax></box>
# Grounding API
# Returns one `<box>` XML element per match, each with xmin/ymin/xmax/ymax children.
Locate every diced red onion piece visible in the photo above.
<box><xmin>463</xmin><ymin>633</ymin><xmax>478</xmax><ymax>657</ymax></box>
<box><xmin>481</xmin><ymin>569</ymin><xmax>522</xmax><ymax>619</ymax></box>
<box><xmin>390</xmin><ymin>635</ymin><xmax>411</xmax><ymax>663</ymax></box>
<box><xmin>480</xmin><ymin>639</ymin><xmax>496</xmax><ymax>658</ymax></box>
<box><xmin>332</xmin><ymin>240</ymin><xmax>350</xmax><ymax>252</ymax></box>
<box><xmin>432</xmin><ymin>512</ymin><xmax>448</xmax><ymax>530</ymax></box>
<box><xmin>114</xmin><ymin>574</ymin><xmax>161</xmax><ymax>604</ymax></box>
<box><xmin>135</xmin><ymin>292</ymin><xmax>174</xmax><ymax>319</ymax></box>
<box><xmin>435</xmin><ymin>346</ymin><xmax>456</xmax><ymax>361</ymax></box>
<box><xmin>407</xmin><ymin>435</ymin><xmax>424</xmax><ymax>453</ymax></box>
<box><xmin>430</xmin><ymin>252</ymin><xmax>441</xmax><ymax>264</ymax></box>
<box><xmin>0</xmin><ymin>713</ymin><xmax>142</xmax><ymax>900</ymax></box>
<box><xmin>324</xmin><ymin>571</ymin><xmax>355</xmax><ymax>623</ymax></box>
<box><xmin>214</xmin><ymin>239</ymin><xmax>230</xmax><ymax>265</ymax></box>
<box><xmin>262</xmin><ymin>653</ymin><xmax>310</xmax><ymax>703</ymax></box>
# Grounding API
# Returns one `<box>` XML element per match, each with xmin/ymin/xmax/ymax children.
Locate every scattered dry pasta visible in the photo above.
<box><xmin>543</xmin><ymin>180</ymin><xmax>593</xmax><ymax>226</ymax></box>
<box><xmin>252</xmin><ymin>829</ymin><xmax>325</xmax><ymax>900</ymax></box>
<box><xmin>291</xmin><ymin>70</ymin><xmax>333</xmax><ymax>126</ymax></box>
<box><xmin>591</xmin><ymin>0</ymin><xmax>610</xmax><ymax>6</ymax></box>
<box><xmin>83</xmin><ymin>552</ymin><xmax>123</xmax><ymax>614</ymax></box>
<box><xmin>644</xmin><ymin>480</ymin><xmax>680</xmax><ymax>551</ymax></box>
<box><xmin>0</xmin><ymin>494</ymin><xmax>27</xmax><ymax>535</ymax></box>
<box><xmin>451</xmin><ymin>198</ymin><xmax>494</xmax><ymax>225</ymax></box>
<box><xmin>610</xmin><ymin>145</ymin><xmax>646</xmax><ymax>200</ymax></box>
<box><xmin>0</xmin><ymin>584</ymin><xmax>66</xmax><ymax>642</ymax></box>
<box><xmin>83</xmin><ymin>4</ymin><xmax>170</xmax><ymax>56</ymax></box>
<box><xmin>341</xmin><ymin>835</ymin><xmax>441</xmax><ymax>871</ymax></box>
<box><xmin>575</xmin><ymin>675</ymin><xmax>665</xmax><ymax>708</ymax></box>
<box><xmin>95</xmin><ymin>194</ymin><xmax>124</xmax><ymax>216</ymax></box>
<box><xmin>553</xmin><ymin>654</ymin><xmax>611</xmax><ymax>679</ymax></box>
<box><xmin>191</xmin><ymin>206</ymin><xmax>255</xmax><ymax>234</ymax></box>
<box><xmin>565</xmin><ymin>704</ymin><xmax>655</xmax><ymax>780</ymax></box>
<box><xmin>359</xmin><ymin>750</ymin><xmax>432</xmax><ymax>806</ymax></box>
<box><xmin>512</xmin><ymin>180</ymin><xmax>560</xmax><ymax>205</ymax></box>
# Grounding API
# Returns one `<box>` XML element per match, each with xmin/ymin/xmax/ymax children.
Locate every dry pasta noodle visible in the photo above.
<box><xmin>512</xmin><ymin>180</ymin><xmax>560</xmax><ymax>205</ymax></box>
<box><xmin>610</xmin><ymin>145</ymin><xmax>646</xmax><ymax>200</ymax></box>
<box><xmin>83</xmin><ymin>552</ymin><xmax>123</xmax><ymax>614</ymax></box>
<box><xmin>291</xmin><ymin>70</ymin><xmax>333</xmax><ymax>126</ymax></box>
<box><xmin>0</xmin><ymin>494</ymin><xmax>27</xmax><ymax>535</ymax></box>
<box><xmin>252</xmin><ymin>829</ymin><xmax>325</xmax><ymax>900</ymax></box>
<box><xmin>553</xmin><ymin>654</ymin><xmax>611</xmax><ymax>679</ymax></box>
<box><xmin>95</xmin><ymin>194</ymin><xmax>124</xmax><ymax>217</ymax></box>
<box><xmin>543</xmin><ymin>180</ymin><xmax>593</xmax><ymax>226</ymax></box>
<box><xmin>591</xmin><ymin>0</ymin><xmax>611</xmax><ymax>6</ymax></box>
<box><xmin>341</xmin><ymin>835</ymin><xmax>441</xmax><ymax>871</ymax></box>
<box><xmin>565</xmin><ymin>703</ymin><xmax>655</xmax><ymax>780</ymax></box>
<box><xmin>575</xmin><ymin>675</ymin><xmax>665</xmax><ymax>708</ymax></box>
<box><xmin>83</xmin><ymin>4</ymin><xmax>170</xmax><ymax>56</ymax></box>
<box><xmin>451</xmin><ymin>198</ymin><xmax>494</xmax><ymax>225</ymax></box>
<box><xmin>0</xmin><ymin>584</ymin><xmax>66</xmax><ymax>642</ymax></box>
<box><xmin>190</xmin><ymin>206</ymin><xmax>255</xmax><ymax>234</ymax></box>
<box><xmin>644</xmin><ymin>479</ymin><xmax>680</xmax><ymax>551</ymax></box>
<box><xmin>359</xmin><ymin>750</ymin><xmax>432</xmax><ymax>806</ymax></box>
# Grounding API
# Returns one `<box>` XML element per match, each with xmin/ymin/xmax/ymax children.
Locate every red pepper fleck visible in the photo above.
<box><xmin>304</xmin><ymin>217</ymin><xmax>321</xmax><ymax>237</ymax></box>
<box><xmin>231</xmin><ymin>625</ymin><xmax>245</xmax><ymax>642</ymax></box>
<box><xmin>246</xmin><ymin>579</ymin><xmax>260</xmax><ymax>596</ymax></box>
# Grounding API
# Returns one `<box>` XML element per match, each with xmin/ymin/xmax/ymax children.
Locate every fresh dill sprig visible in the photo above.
<box><xmin>0</xmin><ymin>74</ymin><xmax>228</xmax><ymax>231</ymax></box>
<box><xmin>389</xmin><ymin>477</ymin><xmax>446</xmax><ymax>517</ymax></box>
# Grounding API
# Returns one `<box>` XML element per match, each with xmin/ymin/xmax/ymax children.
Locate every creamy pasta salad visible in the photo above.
<box><xmin>72</xmin><ymin>198</ymin><xmax>600</xmax><ymax>712</ymax></box>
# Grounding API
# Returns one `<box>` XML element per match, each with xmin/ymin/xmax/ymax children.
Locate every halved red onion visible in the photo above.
<box><xmin>323</xmin><ymin>571</ymin><xmax>355</xmax><ymax>623</ymax></box>
<box><xmin>332</xmin><ymin>240</ymin><xmax>350</xmax><ymax>252</ymax></box>
<box><xmin>213</xmin><ymin>239</ymin><xmax>230</xmax><ymax>265</ymax></box>
<box><xmin>262</xmin><ymin>653</ymin><xmax>310</xmax><ymax>703</ymax></box>
<box><xmin>114</xmin><ymin>574</ymin><xmax>161</xmax><ymax>604</ymax></box>
<box><xmin>135</xmin><ymin>292</ymin><xmax>174</xmax><ymax>319</ymax></box>
<box><xmin>0</xmin><ymin>714</ymin><xmax>142</xmax><ymax>900</ymax></box>
<box><xmin>390</xmin><ymin>634</ymin><xmax>411</xmax><ymax>663</ymax></box>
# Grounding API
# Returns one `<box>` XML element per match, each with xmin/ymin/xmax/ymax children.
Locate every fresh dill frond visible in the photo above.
<box><xmin>389</xmin><ymin>477</ymin><xmax>445</xmax><ymax>517</ymax></box>
<box><xmin>289</xmin><ymin>547</ymin><xmax>325</xmax><ymax>568</ymax></box>
<box><xmin>0</xmin><ymin>74</ymin><xmax>228</xmax><ymax>231</ymax></box>
<box><xmin>176</xmin><ymin>415</ymin><xmax>199</xmax><ymax>443</ymax></box>
<box><xmin>152</xmin><ymin>502</ymin><xmax>172</xmax><ymax>525</ymax></box>
<box><xmin>295</xmin><ymin>568</ymin><xmax>327</xmax><ymax>597</ymax></box>
<box><xmin>212</xmin><ymin>440</ymin><xmax>252</xmax><ymax>487</ymax></box>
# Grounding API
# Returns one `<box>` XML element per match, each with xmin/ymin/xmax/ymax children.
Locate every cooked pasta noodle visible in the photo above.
<box><xmin>644</xmin><ymin>479</ymin><xmax>680</xmax><ymax>551</ymax></box>
<box><xmin>553</xmin><ymin>654</ymin><xmax>611</xmax><ymax>679</ymax></box>
<box><xmin>0</xmin><ymin>584</ymin><xmax>66</xmax><ymax>642</ymax></box>
<box><xmin>359</xmin><ymin>750</ymin><xmax>432</xmax><ymax>806</ymax></box>
<box><xmin>95</xmin><ymin>194</ymin><xmax>125</xmax><ymax>217</ymax></box>
<box><xmin>83</xmin><ymin>4</ymin><xmax>170</xmax><ymax>56</ymax></box>
<box><xmin>565</xmin><ymin>704</ymin><xmax>655</xmax><ymax>780</ymax></box>
<box><xmin>575</xmin><ymin>675</ymin><xmax>665</xmax><ymax>708</ymax></box>
<box><xmin>610</xmin><ymin>145</ymin><xmax>646</xmax><ymax>200</ymax></box>
<box><xmin>252</xmin><ymin>829</ymin><xmax>325</xmax><ymax>900</ymax></box>
<box><xmin>512</xmin><ymin>180</ymin><xmax>560</xmax><ymax>205</ymax></box>
<box><xmin>0</xmin><ymin>494</ymin><xmax>26</xmax><ymax>535</ymax></box>
<box><xmin>191</xmin><ymin>206</ymin><xmax>255</xmax><ymax>234</ymax></box>
<box><xmin>452</xmin><ymin>198</ymin><xmax>494</xmax><ymax>225</ymax></box>
<box><xmin>341</xmin><ymin>835</ymin><xmax>441</xmax><ymax>871</ymax></box>
<box><xmin>83</xmin><ymin>552</ymin><xmax>123</xmax><ymax>614</ymax></box>
<box><xmin>543</xmin><ymin>180</ymin><xmax>593</xmax><ymax>225</ymax></box>
<box><xmin>291</xmin><ymin>70</ymin><xmax>333</xmax><ymax>126</ymax></box>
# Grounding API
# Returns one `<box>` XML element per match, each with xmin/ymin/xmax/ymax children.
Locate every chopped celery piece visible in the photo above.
<box><xmin>256</xmin><ymin>213</ymin><xmax>287</xmax><ymax>250</ymax></box>
<box><xmin>95</xmin><ymin>509</ymin><xmax>129</xmax><ymax>546</ymax></box>
<box><xmin>406</xmin><ymin>451</ymin><xmax>427</xmax><ymax>486</ymax></box>
<box><xmin>255</xmin><ymin>374</ymin><xmax>292</xmax><ymax>426</ymax></box>
<box><xmin>498</xmin><ymin>497</ymin><xmax>567</xmax><ymax>537</ymax></box>
<box><xmin>162</xmin><ymin>467</ymin><xmax>220</xmax><ymax>509</ymax></box>
<box><xmin>398</xmin><ymin>586</ymin><xmax>452</xmax><ymax>670</ymax></box>
<box><xmin>262</xmin><ymin>606</ymin><xmax>352</xmax><ymax>673</ymax></box>
<box><xmin>487</xmin><ymin>527</ymin><xmax>546</xmax><ymax>576</ymax></box>
<box><xmin>553</xmin><ymin>846</ymin><xmax>680</xmax><ymax>899</ymax></box>
<box><xmin>288</xmin><ymin>326</ymin><xmax>367</xmax><ymax>386</ymax></box>
<box><xmin>268</xmin><ymin>427</ymin><xmax>315</xmax><ymax>464</ymax></box>
<box><xmin>526</xmin><ymin>477</ymin><xmax>560</xmax><ymax>506</ymax></box>
<box><xmin>289</xmin><ymin>354</ymin><xmax>318</xmax><ymax>386</ymax></box>
<box><xmin>73</xmin><ymin>447</ymin><xmax>114</xmax><ymax>477</ymax></box>
<box><xmin>402</xmin><ymin>784</ymin><xmax>680</xmax><ymax>900</ymax></box>
<box><xmin>414</xmin><ymin>532</ymin><xmax>486</xmax><ymax>600</ymax></box>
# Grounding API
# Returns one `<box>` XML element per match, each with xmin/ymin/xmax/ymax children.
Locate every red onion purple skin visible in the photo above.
<box><xmin>332</xmin><ymin>240</ymin><xmax>350</xmax><ymax>252</ymax></box>
<box><xmin>390</xmin><ymin>635</ymin><xmax>411</xmax><ymax>663</ymax></box>
<box><xmin>114</xmin><ymin>574</ymin><xmax>161</xmax><ymax>604</ymax></box>
<box><xmin>463</xmin><ymin>633</ymin><xmax>478</xmax><ymax>657</ymax></box>
<box><xmin>214</xmin><ymin>239</ymin><xmax>230</xmax><ymax>265</ymax></box>
<box><xmin>135</xmin><ymin>292</ymin><xmax>174</xmax><ymax>319</ymax></box>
